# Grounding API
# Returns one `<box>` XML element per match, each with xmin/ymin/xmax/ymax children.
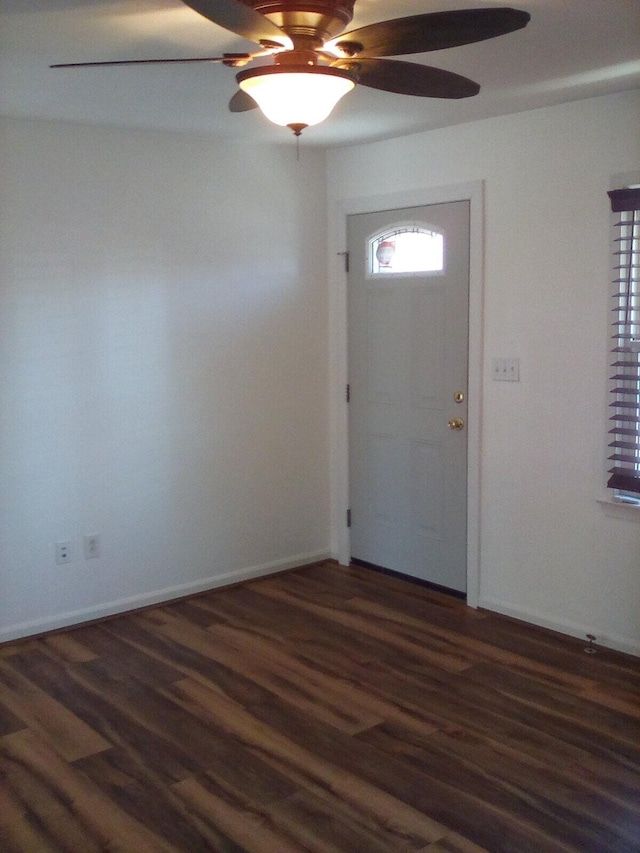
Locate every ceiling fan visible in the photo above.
<box><xmin>52</xmin><ymin>0</ymin><xmax>531</xmax><ymax>136</ymax></box>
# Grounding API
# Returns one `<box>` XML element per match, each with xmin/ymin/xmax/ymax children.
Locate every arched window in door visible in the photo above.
<box><xmin>368</xmin><ymin>224</ymin><xmax>444</xmax><ymax>277</ymax></box>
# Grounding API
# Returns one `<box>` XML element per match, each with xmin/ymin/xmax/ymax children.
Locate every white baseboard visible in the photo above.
<box><xmin>478</xmin><ymin>596</ymin><xmax>640</xmax><ymax>658</ymax></box>
<box><xmin>0</xmin><ymin>550</ymin><xmax>331</xmax><ymax>644</ymax></box>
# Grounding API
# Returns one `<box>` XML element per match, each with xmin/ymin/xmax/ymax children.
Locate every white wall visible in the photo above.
<box><xmin>327</xmin><ymin>90</ymin><xmax>640</xmax><ymax>655</ymax></box>
<box><xmin>1</xmin><ymin>117</ymin><xmax>330</xmax><ymax>640</ymax></box>
<box><xmin>3</xmin><ymin>93</ymin><xmax>640</xmax><ymax>655</ymax></box>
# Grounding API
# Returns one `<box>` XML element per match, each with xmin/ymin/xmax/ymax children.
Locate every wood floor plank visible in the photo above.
<box><xmin>0</xmin><ymin>729</ymin><xmax>176</xmax><ymax>852</ymax></box>
<box><xmin>239</xmin><ymin>690</ymin><xmax>586</xmax><ymax>853</ymax></box>
<box><xmin>357</xmin><ymin>721</ymin><xmax>640</xmax><ymax>853</ymax></box>
<box><xmin>290</xmin><ymin>563</ymin><xmax>474</xmax><ymax>616</ymax></box>
<box><xmin>420</xmin><ymin>837</ymin><xmax>491</xmax><ymax>853</ymax></box>
<box><xmin>3</xmin><ymin>652</ymin><xmax>206</xmax><ymax>785</ymax></box>
<box><xmin>0</xmin><ymin>757</ymin><xmax>104</xmax><ymax>853</ymax></box>
<box><xmin>172</xmin><ymin>776</ymin><xmax>306</xmax><ymax>853</ymax></box>
<box><xmin>255</xmin><ymin>581</ymin><xmax>474</xmax><ymax>673</ymax></box>
<box><xmin>41</xmin><ymin>633</ymin><xmax>98</xmax><ymax>664</ymax></box>
<box><xmin>77</xmin><ymin>753</ymin><xmax>251</xmax><ymax>853</ymax></box>
<box><xmin>0</xmin><ymin>663</ymin><xmax>110</xmax><ymax>762</ymax></box>
<box><xmin>104</xmin><ymin>613</ymin><xmax>276</xmax><ymax>709</ymax></box>
<box><xmin>464</xmin><ymin>662</ymin><xmax>640</xmax><ymax>755</ymax></box>
<box><xmin>189</xmin><ymin>582</ymin><xmax>400</xmax><ymax>673</ymax></box>
<box><xmin>0</xmin><ymin>559</ymin><xmax>637</xmax><ymax>852</ymax></box>
<box><xmin>180</xmin><ymin>585</ymin><xmax>357</xmax><ymax>653</ymax></box>
<box><xmin>347</xmin><ymin>596</ymin><xmax>600</xmax><ymax>694</ymax></box>
<box><xmin>166</xmin><ymin>677</ymin><xmax>450</xmax><ymax>848</ymax></box>
<box><xmin>579</xmin><ymin>681</ymin><xmax>640</xmax><ymax>718</ymax></box>
<box><xmin>163</xmin><ymin>597</ymin><xmax>229</xmax><ymax>629</ymax></box>
<box><xmin>206</xmin><ymin>622</ymin><xmax>442</xmax><ymax>737</ymax></box>
<box><xmin>467</xmin><ymin>613</ymin><xmax>640</xmax><ymax>689</ymax></box>
<box><xmin>157</xmin><ymin>616</ymin><xmax>384</xmax><ymax>734</ymax></box>
<box><xmin>352</xmin><ymin>655</ymin><xmax>640</xmax><ymax>811</ymax></box>
<box><xmin>60</xmin><ymin>624</ymin><xmax>185</xmax><ymax>689</ymax></box>
<box><xmin>0</xmin><ymin>696</ymin><xmax>26</xmax><ymax>737</ymax></box>
<box><xmin>0</xmin><ymin>815</ymin><xmax>63</xmax><ymax>853</ymax></box>
<box><xmin>262</xmin><ymin>785</ymin><xmax>437</xmax><ymax>853</ymax></box>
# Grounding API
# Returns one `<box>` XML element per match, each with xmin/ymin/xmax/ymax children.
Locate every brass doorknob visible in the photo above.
<box><xmin>448</xmin><ymin>417</ymin><xmax>465</xmax><ymax>430</ymax></box>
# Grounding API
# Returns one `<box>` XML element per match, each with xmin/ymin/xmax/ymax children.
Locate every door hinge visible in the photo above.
<box><xmin>346</xmin><ymin>508</ymin><xmax>351</xmax><ymax>528</ymax></box>
<box><xmin>346</xmin><ymin>383</ymin><xmax>350</xmax><ymax>403</ymax></box>
<box><xmin>338</xmin><ymin>251</ymin><xmax>349</xmax><ymax>273</ymax></box>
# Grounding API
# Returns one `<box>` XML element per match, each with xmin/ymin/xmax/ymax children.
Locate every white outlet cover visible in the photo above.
<box><xmin>55</xmin><ymin>541</ymin><xmax>72</xmax><ymax>564</ymax></box>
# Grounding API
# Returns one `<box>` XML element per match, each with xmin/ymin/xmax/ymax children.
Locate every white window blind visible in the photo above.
<box><xmin>607</xmin><ymin>187</ymin><xmax>640</xmax><ymax>497</ymax></box>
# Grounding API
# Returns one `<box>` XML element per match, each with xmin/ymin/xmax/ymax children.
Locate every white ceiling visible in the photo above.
<box><xmin>1</xmin><ymin>0</ymin><xmax>639</xmax><ymax>147</ymax></box>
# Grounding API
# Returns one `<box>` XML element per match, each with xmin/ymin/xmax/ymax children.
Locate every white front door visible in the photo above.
<box><xmin>347</xmin><ymin>201</ymin><xmax>470</xmax><ymax>593</ymax></box>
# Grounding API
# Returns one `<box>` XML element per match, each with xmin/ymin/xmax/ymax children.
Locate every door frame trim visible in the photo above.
<box><xmin>329</xmin><ymin>181</ymin><xmax>484</xmax><ymax>607</ymax></box>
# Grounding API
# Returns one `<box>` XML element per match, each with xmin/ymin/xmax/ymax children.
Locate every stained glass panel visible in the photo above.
<box><xmin>369</xmin><ymin>226</ymin><xmax>444</xmax><ymax>276</ymax></box>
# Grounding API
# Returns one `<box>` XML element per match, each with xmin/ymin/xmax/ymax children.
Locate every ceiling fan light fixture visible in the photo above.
<box><xmin>236</xmin><ymin>64</ymin><xmax>355</xmax><ymax>131</ymax></box>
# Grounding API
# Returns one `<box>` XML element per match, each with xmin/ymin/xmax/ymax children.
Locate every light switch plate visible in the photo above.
<box><xmin>492</xmin><ymin>357</ymin><xmax>520</xmax><ymax>381</ymax></box>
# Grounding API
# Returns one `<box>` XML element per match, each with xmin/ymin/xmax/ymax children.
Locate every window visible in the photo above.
<box><xmin>607</xmin><ymin>186</ymin><xmax>640</xmax><ymax>503</ymax></box>
<box><xmin>368</xmin><ymin>225</ymin><xmax>443</xmax><ymax>277</ymax></box>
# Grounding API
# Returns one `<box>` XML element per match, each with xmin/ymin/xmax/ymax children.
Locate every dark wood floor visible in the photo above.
<box><xmin>1</xmin><ymin>561</ymin><xmax>639</xmax><ymax>853</ymax></box>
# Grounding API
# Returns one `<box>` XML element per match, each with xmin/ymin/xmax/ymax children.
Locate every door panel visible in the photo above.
<box><xmin>347</xmin><ymin>201</ymin><xmax>469</xmax><ymax>592</ymax></box>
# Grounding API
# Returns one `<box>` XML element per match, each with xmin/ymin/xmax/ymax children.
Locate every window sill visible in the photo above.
<box><xmin>597</xmin><ymin>496</ymin><xmax>640</xmax><ymax>522</ymax></box>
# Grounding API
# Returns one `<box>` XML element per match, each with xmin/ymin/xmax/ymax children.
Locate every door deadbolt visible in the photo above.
<box><xmin>448</xmin><ymin>418</ymin><xmax>465</xmax><ymax>430</ymax></box>
<box><xmin>454</xmin><ymin>391</ymin><xmax>464</xmax><ymax>403</ymax></box>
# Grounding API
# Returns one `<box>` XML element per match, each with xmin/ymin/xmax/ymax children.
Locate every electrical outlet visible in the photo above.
<box><xmin>55</xmin><ymin>541</ymin><xmax>72</xmax><ymax>564</ymax></box>
<box><xmin>83</xmin><ymin>534</ymin><xmax>100</xmax><ymax>560</ymax></box>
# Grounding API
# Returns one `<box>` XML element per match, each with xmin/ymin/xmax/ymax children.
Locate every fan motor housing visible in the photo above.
<box><xmin>243</xmin><ymin>0</ymin><xmax>355</xmax><ymax>40</ymax></box>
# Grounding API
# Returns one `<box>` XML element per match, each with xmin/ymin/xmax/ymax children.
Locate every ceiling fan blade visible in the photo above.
<box><xmin>181</xmin><ymin>0</ymin><xmax>291</xmax><ymax>48</ymax></box>
<box><xmin>229</xmin><ymin>89</ymin><xmax>258</xmax><ymax>112</ymax></box>
<box><xmin>333</xmin><ymin>58</ymin><xmax>480</xmax><ymax>98</ymax></box>
<box><xmin>331</xmin><ymin>7</ymin><xmax>530</xmax><ymax>58</ymax></box>
<box><xmin>50</xmin><ymin>55</ymin><xmax>251</xmax><ymax>69</ymax></box>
